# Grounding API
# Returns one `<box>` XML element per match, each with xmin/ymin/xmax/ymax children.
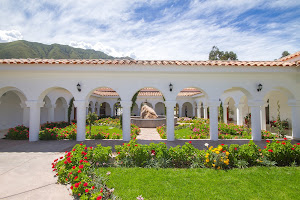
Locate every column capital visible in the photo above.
<box><xmin>20</xmin><ymin>103</ymin><xmax>27</xmax><ymax>108</ymax></box>
<box><xmin>248</xmin><ymin>100</ymin><xmax>264</xmax><ymax>107</ymax></box>
<box><xmin>74</xmin><ymin>100</ymin><xmax>89</xmax><ymax>108</ymax></box>
<box><xmin>25</xmin><ymin>100</ymin><xmax>44</xmax><ymax>108</ymax></box>
<box><xmin>164</xmin><ymin>101</ymin><xmax>177</xmax><ymax>108</ymax></box>
<box><xmin>120</xmin><ymin>100</ymin><xmax>132</xmax><ymax>108</ymax></box>
<box><xmin>208</xmin><ymin>100</ymin><xmax>220</xmax><ymax>107</ymax></box>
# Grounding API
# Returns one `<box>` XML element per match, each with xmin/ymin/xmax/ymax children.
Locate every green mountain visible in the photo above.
<box><xmin>0</xmin><ymin>40</ymin><xmax>131</xmax><ymax>59</ymax></box>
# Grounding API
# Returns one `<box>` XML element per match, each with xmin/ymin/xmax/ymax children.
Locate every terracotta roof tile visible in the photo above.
<box><xmin>278</xmin><ymin>51</ymin><xmax>300</xmax><ymax>61</ymax></box>
<box><xmin>0</xmin><ymin>59</ymin><xmax>299</xmax><ymax>67</ymax></box>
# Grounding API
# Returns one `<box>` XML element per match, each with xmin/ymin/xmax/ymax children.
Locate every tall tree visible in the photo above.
<box><xmin>209</xmin><ymin>46</ymin><xmax>238</xmax><ymax>60</ymax></box>
<box><xmin>281</xmin><ymin>51</ymin><xmax>290</xmax><ymax>58</ymax></box>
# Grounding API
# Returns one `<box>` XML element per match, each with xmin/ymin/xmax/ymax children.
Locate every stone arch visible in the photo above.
<box><xmin>182</xmin><ymin>102</ymin><xmax>193</xmax><ymax>117</ymax></box>
<box><xmin>0</xmin><ymin>88</ymin><xmax>28</xmax><ymax>130</ymax></box>
<box><xmin>38</xmin><ymin>86</ymin><xmax>74</xmax><ymax>102</ymax></box>
<box><xmin>155</xmin><ymin>102</ymin><xmax>166</xmax><ymax>115</ymax></box>
<box><xmin>85</xmin><ymin>86</ymin><xmax>121</xmax><ymax>102</ymax></box>
<box><xmin>100</xmin><ymin>102</ymin><xmax>111</xmax><ymax>117</ymax></box>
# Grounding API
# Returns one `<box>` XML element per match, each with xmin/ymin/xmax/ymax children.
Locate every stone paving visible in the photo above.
<box><xmin>136</xmin><ymin>128</ymin><xmax>162</xmax><ymax>140</ymax></box>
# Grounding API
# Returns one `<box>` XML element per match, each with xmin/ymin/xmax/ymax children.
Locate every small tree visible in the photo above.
<box><xmin>219</xmin><ymin>102</ymin><xmax>224</xmax><ymax>123</ymax></box>
<box><xmin>86</xmin><ymin>112</ymin><xmax>98</xmax><ymax>133</ymax></box>
<box><xmin>281</xmin><ymin>51</ymin><xmax>290</xmax><ymax>58</ymax></box>
<box><xmin>209</xmin><ymin>46</ymin><xmax>238</xmax><ymax>60</ymax></box>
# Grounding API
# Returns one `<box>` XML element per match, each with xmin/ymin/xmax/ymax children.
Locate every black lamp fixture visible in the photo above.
<box><xmin>257</xmin><ymin>83</ymin><xmax>263</xmax><ymax>92</ymax></box>
<box><xmin>169</xmin><ymin>83</ymin><xmax>173</xmax><ymax>92</ymax></box>
<box><xmin>77</xmin><ymin>83</ymin><xmax>81</xmax><ymax>92</ymax></box>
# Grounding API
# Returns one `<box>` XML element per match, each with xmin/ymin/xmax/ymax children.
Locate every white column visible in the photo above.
<box><xmin>63</xmin><ymin>104</ymin><xmax>69</xmax><ymax>122</ymax></box>
<box><xmin>249</xmin><ymin>100</ymin><xmax>263</xmax><ymax>141</ymax></box>
<box><xmin>165</xmin><ymin>101</ymin><xmax>176</xmax><ymax>141</ymax></box>
<box><xmin>74</xmin><ymin>100</ymin><xmax>88</xmax><ymax>141</ymax></box>
<box><xmin>97</xmin><ymin>104</ymin><xmax>100</xmax><ymax>116</ymax></box>
<box><xmin>178</xmin><ymin>104</ymin><xmax>182</xmax><ymax>117</ymax></box>
<box><xmin>20</xmin><ymin>103</ymin><xmax>30</xmax><ymax>127</ymax></box>
<box><xmin>47</xmin><ymin>104</ymin><xmax>55</xmax><ymax>122</ymax></box>
<box><xmin>235</xmin><ymin>104</ymin><xmax>244</xmax><ymax>125</ymax></box>
<box><xmin>110</xmin><ymin>104</ymin><xmax>114</xmax><ymax>117</ymax></box>
<box><xmin>223</xmin><ymin>104</ymin><xmax>228</xmax><ymax>124</ymax></box>
<box><xmin>192</xmin><ymin>104</ymin><xmax>195</xmax><ymax>117</ymax></box>
<box><xmin>289</xmin><ymin>100</ymin><xmax>300</xmax><ymax>140</ymax></box>
<box><xmin>90</xmin><ymin>104</ymin><xmax>95</xmax><ymax>113</ymax></box>
<box><xmin>209</xmin><ymin>101</ymin><xmax>219</xmax><ymax>141</ymax></box>
<box><xmin>26</xmin><ymin>100</ymin><xmax>44</xmax><ymax>142</ymax></box>
<box><xmin>203</xmin><ymin>105</ymin><xmax>208</xmax><ymax>119</ymax></box>
<box><xmin>260</xmin><ymin>103</ymin><xmax>267</xmax><ymax>130</ymax></box>
<box><xmin>86</xmin><ymin>107</ymin><xmax>89</xmax><ymax>115</ymax></box>
<box><xmin>196</xmin><ymin>104</ymin><xmax>201</xmax><ymax>118</ymax></box>
<box><xmin>121</xmin><ymin>101</ymin><xmax>131</xmax><ymax>141</ymax></box>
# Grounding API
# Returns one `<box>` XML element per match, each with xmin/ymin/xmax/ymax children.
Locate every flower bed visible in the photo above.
<box><xmin>53</xmin><ymin>140</ymin><xmax>300</xmax><ymax>199</ymax></box>
<box><xmin>157</xmin><ymin>119</ymin><xmax>280</xmax><ymax>139</ymax></box>
<box><xmin>4</xmin><ymin>125</ymin><xmax>29</xmax><ymax>140</ymax></box>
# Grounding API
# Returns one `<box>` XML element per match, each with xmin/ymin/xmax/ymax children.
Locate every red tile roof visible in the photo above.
<box><xmin>93</xmin><ymin>87</ymin><xmax>201</xmax><ymax>97</ymax></box>
<box><xmin>278</xmin><ymin>51</ymin><xmax>300</xmax><ymax>61</ymax></box>
<box><xmin>0</xmin><ymin>59</ymin><xmax>299</xmax><ymax>67</ymax></box>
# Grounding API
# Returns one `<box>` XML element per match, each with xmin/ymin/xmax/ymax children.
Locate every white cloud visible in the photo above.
<box><xmin>0</xmin><ymin>30</ymin><xmax>23</xmax><ymax>42</ymax></box>
<box><xmin>0</xmin><ymin>0</ymin><xmax>299</xmax><ymax>60</ymax></box>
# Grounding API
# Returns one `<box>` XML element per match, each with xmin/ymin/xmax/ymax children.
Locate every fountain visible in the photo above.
<box><xmin>131</xmin><ymin>105</ymin><xmax>177</xmax><ymax>128</ymax></box>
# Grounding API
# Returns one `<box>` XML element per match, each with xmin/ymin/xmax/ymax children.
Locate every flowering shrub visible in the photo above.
<box><xmin>95</xmin><ymin>118</ymin><xmax>121</xmax><ymax>129</ymax></box>
<box><xmin>205</xmin><ymin>144</ymin><xmax>230</xmax><ymax>169</ymax></box>
<box><xmin>263</xmin><ymin>139</ymin><xmax>300</xmax><ymax>166</ymax></box>
<box><xmin>156</xmin><ymin>125</ymin><xmax>166</xmax><ymax>139</ymax></box>
<box><xmin>131</xmin><ymin>124</ymin><xmax>141</xmax><ymax>139</ymax></box>
<box><xmin>53</xmin><ymin>144</ymin><xmax>113</xmax><ymax>199</ymax></box>
<box><xmin>41</xmin><ymin>121</ymin><xmax>70</xmax><ymax>130</ymax></box>
<box><xmin>261</xmin><ymin>130</ymin><xmax>278</xmax><ymax>139</ymax></box>
<box><xmin>5</xmin><ymin>125</ymin><xmax>29</xmax><ymax>140</ymax></box>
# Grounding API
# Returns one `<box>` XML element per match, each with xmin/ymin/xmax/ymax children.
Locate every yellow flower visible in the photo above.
<box><xmin>217</xmin><ymin>166</ymin><xmax>221</xmax><ymax>169</ymax></box>
<box><xmin>215</xmin><ymin>151</ymin><xmax>220</xmax><ymax>154</ymax></box>
<box><xmin>224</xmin><ymin>159</ymin><xmax>229</xmax><ymax>165</ymax></box>
<box><xmin>205</xmin><ymin>155</ymin><xmax>209</xmax><ymax>158</ymax></box>
<box><xmin>214</xmin><ymin>160</ymin><xmax>216</xmax><ymax>162</ymax></box>
<box><xmin>209</xmin><ymin>146</ymin><xmax>213</xmax><ymax>150</ymax></box>
<box><xmin>226</xmin><ymin>152</ymin><xmax>229</xmax><ymax>156</ymax></box>
<box><xmin>206</xmin><ymin>159</ymin><xmax>209</xmax><ymax>163</ymax></box>
<box><xmin>212</xmin><ymin>164</ymin><xmax>215</xmax><ymax>167</ymax></box>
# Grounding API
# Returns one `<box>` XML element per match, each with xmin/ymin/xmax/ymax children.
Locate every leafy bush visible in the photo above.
<box><xmin>204</xmin><ymin>144</ymin><xmax>230</xmax><ymax>169</ymax></box>
<box><xmin>156</xmin><ymin>125</ymin><xmax>166</xmax><ymax>139</ymax></box>
<box><xmin>41</xmin><ymin>121</ymin><xmax>69</xmax><ymax>130</ymax></box>
<box><xmin>5</xmin><ymin>125</ymin><xmax>29</xmax><ymax>140</ymax></box>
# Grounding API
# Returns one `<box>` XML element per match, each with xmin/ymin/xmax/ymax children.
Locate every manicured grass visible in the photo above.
<box><xmin>97</xmin><ymin>167</ymin><xmax>300</xmax><ymax>200</ymax></box>
<box><xmin>175</xmin><ymin>128</ymin><xmax>196</xmax><ymax>139</ymax></box>
<box><xmin>89</xmin><ymin>125</ymin><xmax>122</xmax><ymax>135</ymax></box>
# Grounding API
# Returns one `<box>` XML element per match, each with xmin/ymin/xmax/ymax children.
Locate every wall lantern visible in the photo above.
<box><xmin>257</xmin><ymin>83</ymin><xmax>263</xmax><ymax>92</ymax></box>
<box><xmin>77</xmin><ymin>83</ymin><xmax>81</xmax><ymax>92</ymax></box>
<box><xmin>169</xmin><ymin>83</ymin><xmax>173</xmax><ymax>92</ymax></box>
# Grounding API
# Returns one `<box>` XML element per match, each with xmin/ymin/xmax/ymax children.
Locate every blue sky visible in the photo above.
<box><xmin>0</xmin><ymin>0</ymin><xmax>299</xmax><ymax>60</ymax></box>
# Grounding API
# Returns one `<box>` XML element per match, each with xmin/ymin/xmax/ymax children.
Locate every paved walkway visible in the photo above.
<box><xmin>0</xmin><ymin>152</ymin><xmax>72</xmax><ymax>200</ymax></box>
<box><xmin>137</xmin><ymin>128</ymin><xmax>162</xmax><ymax>140</ymax></box>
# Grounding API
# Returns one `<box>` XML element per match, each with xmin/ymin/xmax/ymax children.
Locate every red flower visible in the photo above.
<box><xmin>74</xmin><ymin>176</ymin><xmax>78</xmax><ymax>180</ymax></box>
<box><xmin>97</xmin><ymin>196</ymin><xmax>102</xmax><ymax>200</ymax></box>
<box><xmin>84</xmin><ymin>157</ymin><xmax>87</xmax><ymax>159</ymax></box>
<box><xmin>135</xmin><ymin>144</ymin><xmax>138</xmax><ymax>146</ymax></box>
<box><xmin>122</xmin><ymin>143</ymin><xmax>124</xmax><ymax>145</ymax></box>
<box><xmin>84</xmin><ymin>147</ymin><xmax>87</xmax><ymax>150</ymax></box>
<box><xmin>79</xmin><ymin>160</ymin><xmax>83</xmax><ymax>163</ymax></box>
<box><xmin>85</xmin><ymin>189</ymin><xmax>89</xmax><ymax>193</ymax></box>
<box><xmin>127</xmin><ymin>144</ymin><xmax>130</xmax><ymax>146</ymax></box>
<box><xmin>284</xmin><ymin>138</ymin><xmax>287</xmax><ymax>140</ymax></box>
<box><xmin>54</xmin><ymin>159</ymin><xmax>58</xmax><ymax>162</ymax></box>
<box><xmin>117</xmin><ymin>152</ymin><xmax>120</xmax><ymax>154</ymax></box>
<box><xmin>92</xmin><ymin>186</ymin><xmax>95</xmax><ymax>190</ymax></box>
<box><xmin>282</xmin><ymin>142</ymin><xmax>286</xmax><ymax>145</ymax></box>
<box><xmin>90</xmin><ymin>147</ymin><xmax>93</xmax><ymax>150</ymax></box>
<box><xmin>264</xmin><ymin>146</ymin><xmax>266</xmax><ymax>148</ymax></box>
<box><xmin>297</xmin><ymin>143</ymin><xmax>300</xmax><ymax>145</ymax></box>
<box><xmin>64</xmin><ymin>161</ymin><xmax>68</xmax><ymax>164</ymax></box>
<box><xmin>78</xmin><ymin>170</ymin><xmax>81</xmax><ymax>173</ymax></box>
<box><xmin>266</xmin><ymin>140</ymin><xmax>270</xmax><ymax>143</ymax></box>
<box><xmin>276</xmin><ymin>141</ymin><xmax>280</xmax><ymax>143</ymax></box>
<box><xmin>83</xmin><ymin>182</ymin><xmax>88</xmax><ymax>187</ymax></box>
<box><xmin>234</xmin><ymin>147</ymin><xmax>237</xmax><ymax>150</ymax></box>
<box><xmin>72</xmin><ymin>149</ymin><xmax>76</xmax><ymax>151</ymax></box>
<box><xmin>221</xmin><ymin>144</ymin><xmax>224</xmax><ymax>146</ymax></box>
<box><xmin>80</xmin><ymin>144</ymin><xmax>83</xmax><ymax>146</ymax></box>
<box><xmin>72</xmin><ymin>166</ymin><xmax>76</xmax><ymax>169</ymax></box>
<box><xmin>258</xmin><ymin>149</ymin><xmax>261</xmax><ymax>151</ymax></box>
<box><xmin>70</xmin><ymin>186</ymin><xmax>73</xmax><ymax>190</ymax></box>
<box><xmin>268</xmin><ymin>149</ymin><xmax>273</xmax><ymax>152</ymax></box>
<box><xmin>291</xmin><ymin>148</ymin><xmax>295</xmax><ymax>150</ymax></box>
<box><xmin>60</xmin><ymin>156</ymin><xmax>63</xmax><ymax>159</ymax></box>
<box><xmin>75</xmin><ymin>183</ymin><xmax>80</xmax><ymax>188</ymax></box>
<box><xmin>79</xmin><ymin>165</ymin><xmax>84</xmax><ymax>169</ymax></box>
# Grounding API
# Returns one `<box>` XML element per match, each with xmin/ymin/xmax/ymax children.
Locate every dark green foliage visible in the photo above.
<box><xmin>281</xmin><ymin>51</ymin><xmax>290</xmax><ymax>58</ymax></box>
<box><xmin>0</xmin><ymin>40</ymin><xmax>132</xmax><ymax>59</ymax></box>
<box><xmin>209</xmin><ymin>46</ymin><xmax>238</xmax><ymax>60</ymax></box>
<box><xmin>68</xmin><ymin>98</ymin><xmax>74</xmax><ymax>124</ymax></box>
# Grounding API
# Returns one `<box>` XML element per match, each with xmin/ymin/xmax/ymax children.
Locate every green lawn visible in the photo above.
<box><xmin>97</xmin><ymin>167</ymin><xmax>300</xmax><ymax>200</ymax></box>
<box><xmin>86</xmin><ymin>125</ymin><xmax>123</xmax><ymax>139</ymax></box>
<box><xmin>174</xmin><ymin>128</ymin><xmax>195</xmax><ymax>139</ymax></box>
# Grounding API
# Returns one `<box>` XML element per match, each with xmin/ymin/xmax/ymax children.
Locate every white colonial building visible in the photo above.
<box><xmin>0</xmin><ymin>51</ymin><xmax>299</xmax><ymax>142</ymax></box>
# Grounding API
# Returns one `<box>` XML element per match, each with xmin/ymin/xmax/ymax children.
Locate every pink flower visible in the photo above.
<box><xmin>268</xmin><ymin>149</ymin><xmax>273</xmax><ymax>152</ymax></box>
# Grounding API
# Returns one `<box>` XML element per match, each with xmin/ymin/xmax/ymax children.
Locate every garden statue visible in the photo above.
<box><xmin>140</xmin><ymin>105</ymin><xmax>158</xmax><ymax>119</ymax></box>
